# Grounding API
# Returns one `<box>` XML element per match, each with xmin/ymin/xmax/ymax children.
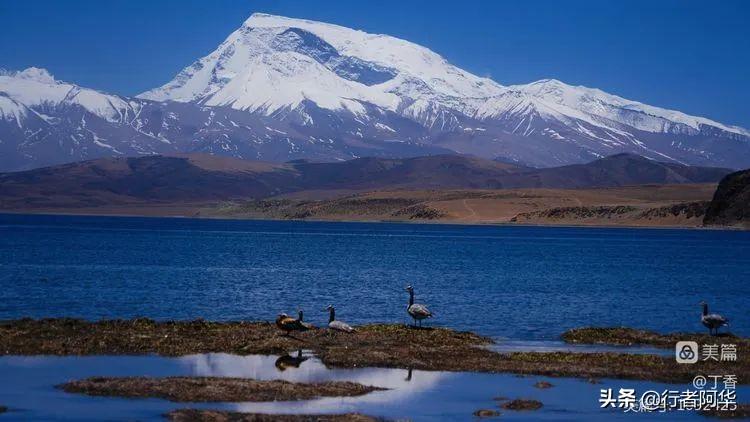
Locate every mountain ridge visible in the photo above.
<box><xmin>1</xmin><ymin>13</ymin><xmax>749</xmax><ymax>171</ymax></box>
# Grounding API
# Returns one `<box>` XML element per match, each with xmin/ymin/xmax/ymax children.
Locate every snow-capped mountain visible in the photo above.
<box><xmin>139</xmin><ymin>14</ymin><xmax>502</xmax><ymax>114</ymax></box>
<box><xmin>2</xmin><ymin>13</ymin><xmax>749</xmax><ymax>172</ymax></box>
<box><xmin>0</xmin><ymin>66</ymin><xmax>444</xmax><ymax>172</ymax></box>
<box><xmin>0</xmin><ymin>68</ymin><xmax>174</xmax><ymax>171</ymax></box>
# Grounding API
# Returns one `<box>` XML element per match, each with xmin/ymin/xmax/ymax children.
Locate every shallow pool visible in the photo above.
<box><xmin>0</xmin><ymin>352</ymin><xmax>740</xmax><ymax>421</ymax></box>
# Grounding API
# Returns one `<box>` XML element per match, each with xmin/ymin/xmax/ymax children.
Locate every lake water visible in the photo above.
<box><xmin>0</xmin><ymin>213</ymin><xmax>748</xmax><ymax>420</ymax></box>
<box><xmin>1</xmin><ymin>213</ymin><xmax>749</xmax><ymax>340</ymax></box>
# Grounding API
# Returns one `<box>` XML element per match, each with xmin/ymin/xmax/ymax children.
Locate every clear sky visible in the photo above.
<box><xmin>1</xmin><ymin>0</ymin><xmax>748</xmax><ymax>127</ymax></box>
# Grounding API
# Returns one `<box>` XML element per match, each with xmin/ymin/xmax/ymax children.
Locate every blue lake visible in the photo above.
<box><xmin>1</xmin><ymin>213</ymin><xmax>749</xmax><ymax>340</ymax></box>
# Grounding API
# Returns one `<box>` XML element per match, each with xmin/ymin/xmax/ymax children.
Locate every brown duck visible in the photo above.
<box><xmin>275</xmin><ymin>312</ymin><xmax>310</xmax><ymax>336</ymax></box>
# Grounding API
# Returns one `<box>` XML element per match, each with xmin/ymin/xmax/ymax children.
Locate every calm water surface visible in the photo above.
<box><xmin>1</xmin><ymin>213</ymin><xmax>748</xmax><ymax>339</ymax></box>
<box><xmin>0</xmin><ymin>353</ymin><xmax>739</xmax><ymax>421</ymax></box>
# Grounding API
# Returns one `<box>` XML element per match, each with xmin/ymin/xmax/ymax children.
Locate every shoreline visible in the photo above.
<box><xmin>1</xmin><ymin>319</ymin><xmax>747</xmax><ymax>384</ymax></box>
<box><xmin>1</xmin><ymin>210</ymin><xmax>745</xmax><ymax>232</ymax></box>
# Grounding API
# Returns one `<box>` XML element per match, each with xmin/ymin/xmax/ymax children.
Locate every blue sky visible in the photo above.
<box><xmin>1</xmin><ymin>0</ymin><xmax>748</xmax><ymax>127</ymax></box>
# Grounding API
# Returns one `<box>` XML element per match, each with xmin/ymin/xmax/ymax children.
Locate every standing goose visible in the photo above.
<box><xmin>275</xmin><ymin>312</ymin><xmax>309</xmax><ymax>336</ymax></box>
<box><xmin>326</xmin><ymin>305</ymin><xmax>355</xmax><ymax>333</ymax></box>
<box><xmin>297</xmin><ymin>310</ymin><xmax>314</xmax><ymax>330</ymax></box>
<box><xmin>405</xmin><ymin>285</ymin><xmax>432</xmax><ymax>327</ymax></box>
<box><xmin>700</xmin><ymin>301</ymin><xmax>729</xmax><ymax>336</ymax></box>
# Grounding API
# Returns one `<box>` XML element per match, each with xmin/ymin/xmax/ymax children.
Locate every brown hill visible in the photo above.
<box><xmin>0</xmin><ymin>153</ymin><xmax>732</xmax><ymax>210</ymax></box>
<box><xmin>498</xmin><ymin>153</ymin><xmax>731</xmax><ymax>188</ymax></box>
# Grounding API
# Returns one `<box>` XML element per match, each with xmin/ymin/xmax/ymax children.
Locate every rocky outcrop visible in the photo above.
<box><xmin>703</xmin><ymin>169</ymin><xmax>750</xmax><ymax>227</ymax></box>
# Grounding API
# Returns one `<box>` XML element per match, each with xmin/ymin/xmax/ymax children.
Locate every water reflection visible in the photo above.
<box><xmin>0</xmin><ymin>354</ymin><xmax>739</xmax><ymax>421</ymax></box>
<box><xmin>275</xmin><ymin>349</ymin><xmax>309</xmax><ymax>371</ymax></box>
<box><xmin>179</xmin><ymin>352</ymin><xmax>447</xmax><ymax>392</ymax></box>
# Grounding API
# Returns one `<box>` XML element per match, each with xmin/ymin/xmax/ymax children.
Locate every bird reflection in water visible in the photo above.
<box><xmin>274</xmin><ymin>349</ymin><xmax>309</xmax><ymax>371</ymax></box>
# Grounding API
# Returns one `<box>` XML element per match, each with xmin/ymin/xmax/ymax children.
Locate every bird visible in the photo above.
<box><xmin>325</xmin><ymin>304</ymin><xmax>355</xmax><ymax>333</ymax></box>
<box><xmin>275</xmin><ymin>312</ymin><xmax>309</xmax><ymax>336</ymax></box>
<box><xmin>700</xmin><ymin>301</ymin><xmax>729</xmax><ymax>336</ymax></box>
<box><xmin>405</xmin><ymin>285</ymin><xmax>433</xmax><ymax>327</ymax></box>
<box><xmin>297</xmin><ymin>310</ymin><xmax>314</xmax><ymax>330</ymax></box>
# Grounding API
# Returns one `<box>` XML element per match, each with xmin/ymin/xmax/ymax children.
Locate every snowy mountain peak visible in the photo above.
<box><xmin>242</xmin><ymin>13</ymin><xmax>342</xmax><ymax>32</ymax></box>
<box><xmin>0</xmin><ymin>67</ymin><xmax>58</xmax><ymax>84</ymax></box>
<box><xmin>3</xmin><ymin>13</ymin><xmax>750</xmax><ymax>172</ymax></box>
<box><xmin>140</xmin><ymin>13</ymin><xmax>750</xmax><ymax>141</ymax></box>
<box><xmin>512</xmin><ymin>78</ymin><xmax>749</xmax><ymax>137</ymax></box>
<box><xmin>15</xmin><ymin>67</ymin><xmax>57</xmax><ymax>84</ymax></box>
<box><xmin>139</xmin><ymin>12</ymin><xmax>503</xmax><ymax>115</ymax></box>
<box><xmin>0</xmin><ymin>67</ymin><xmax>135</xmax><ymax>124</ymax></box>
